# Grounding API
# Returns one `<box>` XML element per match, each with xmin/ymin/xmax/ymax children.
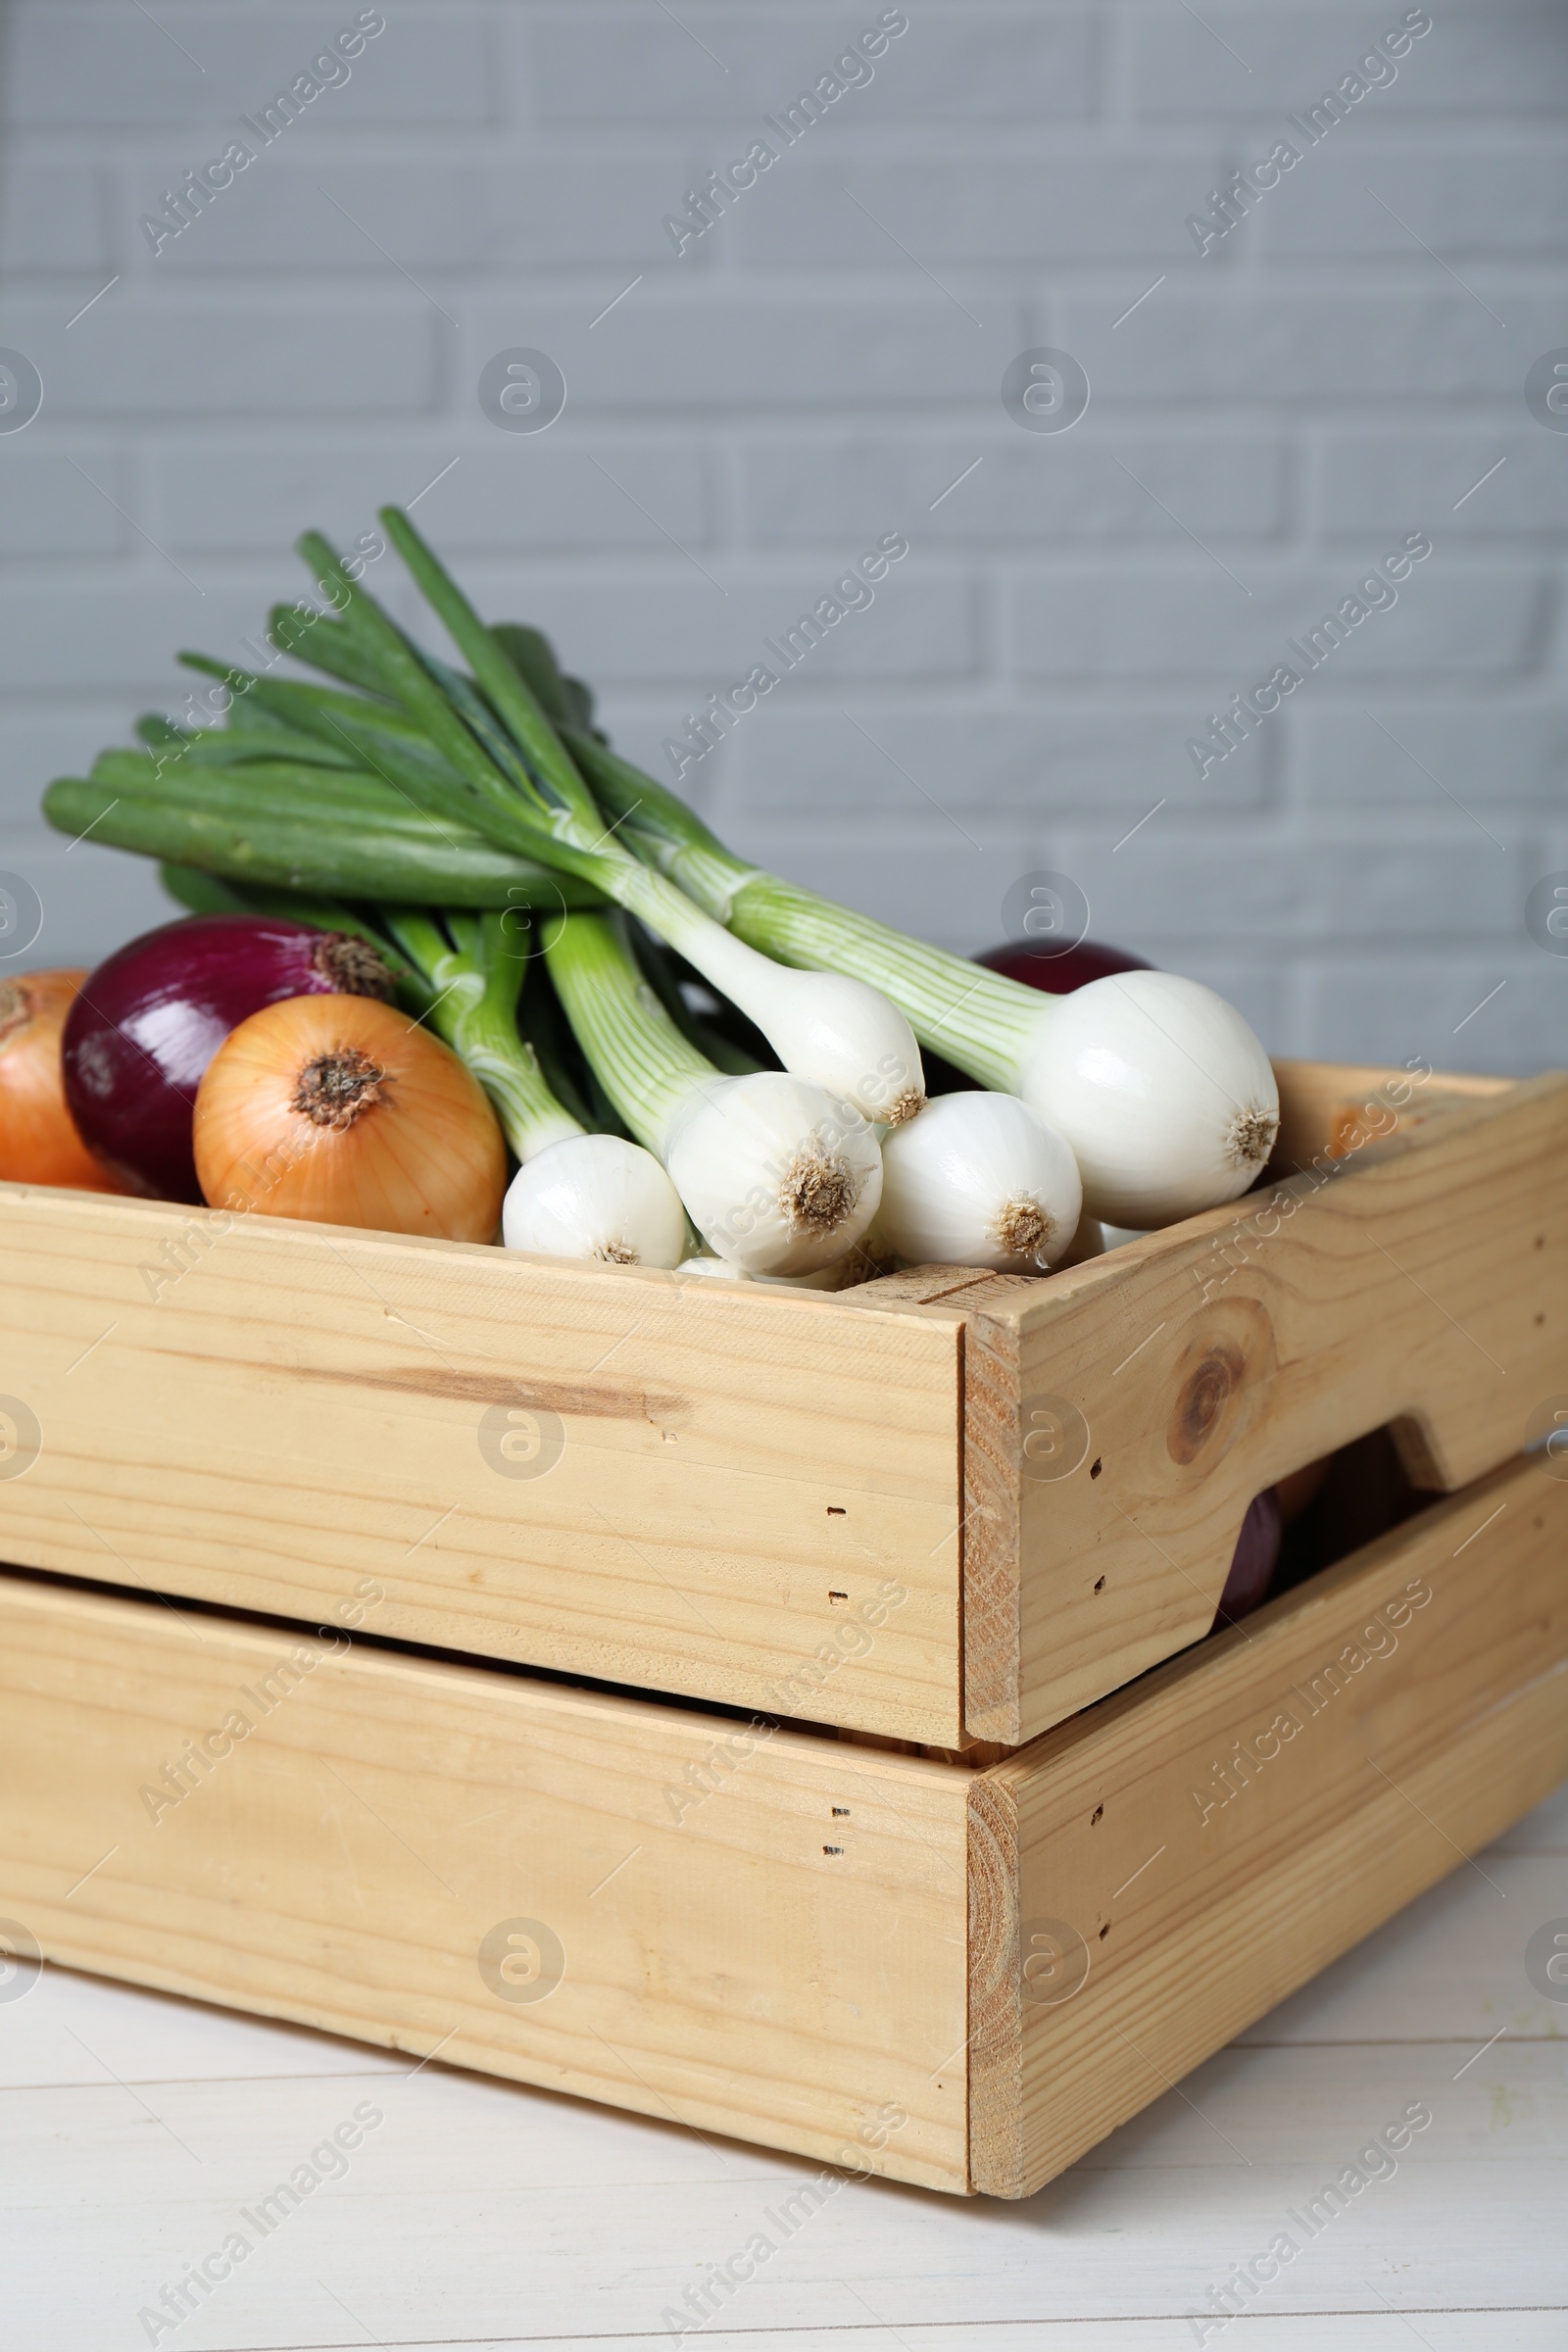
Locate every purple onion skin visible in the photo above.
<box><xmin>63</xmin><ymin>914</ymin><xmax>391</xmax><ymax>1202</ymax></box>
<box><xmin>974</xmin><ymin>938</ymin><xmax>1152</xmax><ymax>993</ymax></box>
<box><xmin>1215</xmin><ymin>1488</ymin><xmax>1284</xmax><ymax>1628</ymax></box>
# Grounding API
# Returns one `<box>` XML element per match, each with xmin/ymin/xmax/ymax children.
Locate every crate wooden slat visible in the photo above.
<box><xmin>0</xmin><ymin>1198</ymin><xmax>969</xmax><ymax>1742</ymax></box>
<box><xmin>0</xmin><ymin>1058</ymin><xmax>1562</xmax><ymax>1749</ymax></box>
<box><xmin>3</xmin><ymin>1453</ymin><xmax>1563</xmax><ymax>2196</ymax></box>
<box><xmin>0</xmin><ymin>1558</ymin><xmax>974</xmax><ymax>2193</ymax></box>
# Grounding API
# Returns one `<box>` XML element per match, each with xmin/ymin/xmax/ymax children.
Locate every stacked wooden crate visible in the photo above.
<box><xmin>1</xmin><ymin>1059</ymin><xmax>1564</xmax><ymax>2195</ymax></box>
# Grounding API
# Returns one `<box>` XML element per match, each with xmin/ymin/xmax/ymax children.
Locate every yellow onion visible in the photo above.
<box><xmin>0</xmin><ymin>969</ymin><xmax>125</xmax><ymax>1193</ymax></box>
<box><xmin>193</xmin><ymin>993</ymin><xmax>505</xmax><ymax>1242</ymax></box>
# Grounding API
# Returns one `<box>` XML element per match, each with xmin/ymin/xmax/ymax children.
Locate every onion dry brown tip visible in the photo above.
<box><xmin>780</xmin><ymin>1145</ymin><xmax>857</xmax><ymax>1236</ymax></box>
<box><xmin>992</xmin><ymin>1196</ymin><xmax>1053</xmax><ymax>1264</ymax></box>
<box><xmin>884</xmin><ymin>1085</ymin><xmax>925</xmax><ymax>1127</ymax></box>
<box><xmin>595</xmin><ymin>1240</ymin><xmax>641</xmax><ymax>1265</ymax></box>
<box><xmin>1228</xmin><ymin>1104</ymin><xmax>1280</xmax><ymax>1170</ymax></box>
<box><xmin>311</xmin><ymin>931</ymin><xmax>396</xmax><ymax>1000</ymax></box>
<box><xmin>291</xmin><ymin>1047</ymin><xmax>390</xmax><ymax>1131</ymax></box>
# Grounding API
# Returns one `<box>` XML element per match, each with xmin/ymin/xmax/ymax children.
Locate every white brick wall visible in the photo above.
<box><xmin>1</xmin><ymin>0</ymin><xmax>1563</xmax><ymax>1072</ymax></box>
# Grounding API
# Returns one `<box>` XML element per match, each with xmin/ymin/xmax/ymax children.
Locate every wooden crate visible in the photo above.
<box><xmin>3</xmin><ymin>1453</ymin><xmax>1563</xmax><ymax>2197</ymax></box>
<box><xmin>0</xmin><ymin>1058</ymin><xmax>1561</xmax><ymax>1749</ymax></box>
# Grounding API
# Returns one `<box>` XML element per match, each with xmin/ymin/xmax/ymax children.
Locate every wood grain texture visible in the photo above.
<box><xmin>967</xmin><ymin>1455</ymin><xmax>1568</xmax><ymax>2197</ymax></box>
<box><xmin>0</xmin><ymin>1569</ymin><xmax>971</xmax><ymax>2192</ymax></box>
<box><xmin>0</xmin><ymin>1187</ymin><xmax>967</xmax><ymax>1742</ymax></box>
<box><xmin>1268</xmin><ymin>1056</ymin><xmax>1510</xmax><ymax>1174</ymax></box>
<box><xmin>961</xmin><ymin>1066</ymin><xmax>1568</xmax><ymax>1743</ymax></box>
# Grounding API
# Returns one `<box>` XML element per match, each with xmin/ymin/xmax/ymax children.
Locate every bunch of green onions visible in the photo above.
<box><xmin>46</xmin><ymin>511</ymin><xmax>1280</xmax><ymax>1271</ymax></box>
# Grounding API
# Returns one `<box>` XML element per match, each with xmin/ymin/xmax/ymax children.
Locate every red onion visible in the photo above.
<box><xmin>974</xmin><ymin>938</ymin><xmax>1152</xmax><ymax>993</ymax></box>
<box><xmin>63</xmin><ymin>914</ymin><xmax>394</xmax><ymax>1202</ymax></box>
<box><xmin>1215</xmin><ymin>1488</ymin><xmax>1284</xmax><ymax>1628</ymax></box>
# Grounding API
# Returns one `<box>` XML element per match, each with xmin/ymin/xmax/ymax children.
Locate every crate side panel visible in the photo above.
<box><xmin>977</xmin><ymin>1071</ymin><xmax>1568</xmax><ymax>1744</ymax></box>
<box><xmin>0</xmin><ymin>1188</ymin><xmax>964</xmax><ymax>1741</ymax></box>
<box><xmin>0</xmin><ymin>1572</ymin><xmax>971</xmax><ymax>2192</ymax></box>
<box><xmin>972</xmin><ymin>1458</ymin><xmax>1568</xmax><ymax>2198</ymax></box>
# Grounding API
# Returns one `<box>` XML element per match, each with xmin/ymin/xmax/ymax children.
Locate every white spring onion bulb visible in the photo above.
<box><xmin>606</xmin><ymin>884</ymin><xmax>925</xmax><ymax>1128</ymax></box>
<box><xmin>677</xmin><ymin>1253</ymin><xmax>856</xmax><ymax>1290</ymax></box>
<box><xmin>770</xmin><ymin>1254</ymin><xmax>872</xmax><ymax>1291</ymax></box>
<box><xmin>665</xmin><ymin>1071</ymin><xmax>882</xmax><ymax>1278</ymax></box>
<box><xmin>546</xmin><ymin>914</ymin><xmax>882</xmax><ymax>1281</ymax></box>
<box><xmin>692</xmin><ymin>939</ymin><xmax>925</xmax><ymax>1128</ymax></box>
<box><xmin>678</xmin><ymin>1253</ymin><xmax>753</xmax><ymax>1281</ymax></box>
<box><xmin>554</xmin><ymin>748</ymin><xmax>1283</xmax><ymax>1231</ymax></box>
<box><xmin>875</xmin><ymin>1092</ymin><xmax>1082</xmax><ymax>1273</ymax></box>
<box><xmin>1015</xmin><ymin>971</ymin><xmax>1279</xmax><ymax>1229</ymax></box>
<box><xmin>503</xmin><ymin>1133</ymin><xmax>689</xmax><ymax>1268</ymax></box>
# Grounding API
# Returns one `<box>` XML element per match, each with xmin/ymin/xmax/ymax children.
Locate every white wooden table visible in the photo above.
<box><xmin>4</xmin><ymin>1778</ymin><xmax>1564</xmax><ymax>2351</ymax></box>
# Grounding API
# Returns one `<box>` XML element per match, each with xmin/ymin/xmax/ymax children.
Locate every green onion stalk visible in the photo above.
<box><xmin>381</xmin><ymin>907</ymin><xmax>581</xmax><ymax>1164</ymax></box>
<box><xmin>381</xmin><ymin>907</ymin><xmax>692</xmax><ymax>1266</ymax></box>
<box><xmin>44</xmin><ymin>740</ymin><xmax>601</xmax><ymax>914</ymax></box>
<box><xmin>287</xmin><ymin>511</ymin><xmax>926</xmax><ymax>1132</ymax></box>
